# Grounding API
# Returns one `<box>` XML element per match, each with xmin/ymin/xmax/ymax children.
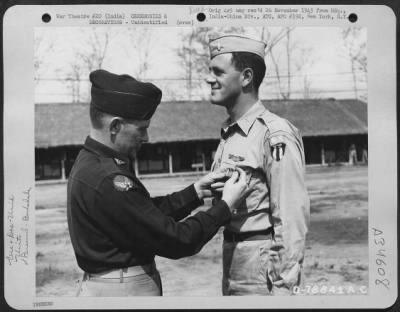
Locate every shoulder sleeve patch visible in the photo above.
<box><xmin>113</xmin><ymin>175</ymin><xmax>134</xmax><ymax>191</ymax></box>
<box><xmin>271</xmin><ymin>142</ymin><xmax>286</xmax><ymax>162</ymax></box>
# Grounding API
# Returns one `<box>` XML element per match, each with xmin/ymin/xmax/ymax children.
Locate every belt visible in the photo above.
<box><xmin>223</xmin><ymin>228</ymin><xmax>274</xmax><ymax>242</ymax></box>
<box><xmin>87</xmin><ymin>262</ymin><xmax>156</xmax><ymax>280</ymax></box>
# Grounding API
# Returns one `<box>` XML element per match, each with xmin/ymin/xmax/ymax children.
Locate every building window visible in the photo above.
<box><xmin>35</xmin><ymin>161</ymin><xmax>61</xmax><ymax>180</ymax></box>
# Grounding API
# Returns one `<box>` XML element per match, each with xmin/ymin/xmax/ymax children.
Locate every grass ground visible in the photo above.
<box><xmin>35</xmin><ymin>165</ymin><xmax>368</xmax><ymax>296</ymax></box>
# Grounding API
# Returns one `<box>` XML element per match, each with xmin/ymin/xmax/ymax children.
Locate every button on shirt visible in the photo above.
<box><xmin>212</xmin><ymin>101</ymin><xmax>310</xmax><ymax>286</ymax></box>
<box><xmin>67</xmin><ymin>136</ymin><xmax>231</xmax><ymax>274</ymax></box>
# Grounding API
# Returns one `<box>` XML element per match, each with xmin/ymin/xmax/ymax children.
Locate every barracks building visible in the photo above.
<box><xmin>35</xmin><ymin>99</ymin><xmax>368</xmax><ymax>181</ymax></box>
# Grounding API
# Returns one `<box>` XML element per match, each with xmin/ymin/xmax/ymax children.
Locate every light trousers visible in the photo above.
<box><xmin>222</xmin><ymin>239</ymin><xmax>302</xmax><ymax>296</ymax></box>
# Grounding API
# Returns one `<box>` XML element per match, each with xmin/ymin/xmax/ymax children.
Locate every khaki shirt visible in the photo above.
<box><xmin>212</xmin><ymin>101</ymin><xmax>310</xmax><ymax>287</ymax></box>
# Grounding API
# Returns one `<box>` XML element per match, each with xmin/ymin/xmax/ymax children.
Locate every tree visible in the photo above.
<box><xmin>257</xmin><ymin>27</ymin><xmax>296</xmax><ymax>99</ymax></box>
<box><xmin>77</xmin><ymin>28</ymin><xmax>112</xmax><ymax>72</ymax></box>
<box><xmin>258</xmin><ymin>27</ymin><xmax>316</xmax><ymax>100</ymax></box>
<box><xmin>63</xmin><ymin>58</ymin><xmax>85</xmax><ymax>103</ymax></box>
<box><xmin>255</xmin><ymin>27</ymin><xmax>287</xmax><ymax>98</ymax></box>
<box><xmin>263</xmin><ymin>27</ymin><xmax>296</xmax><ymax>99</ymax></box>
<box><xmin>341</xmin><ymin>27</ymin><xmax>367</xmax><ymax>99</ymax></box>
<box><xmin>63</xmin><ymin>28</ymin><xmax>114</xmax><ymax>102</ymax></box>
<box><xmin>125</xmin><ymin>28</ymin><xmax>154</xmax><ymax>80</ymax></box>
<box><xmin>34</xmin><ymin>31</ymin><xmax>55</xmax><ymax>83</ymax></box>
<box><xmin>176</xmin><ymin>27</ymin><xmax>210</xmax><ymax>100</ymax></box>
<box><xmin>296</xmin><ymin>47</ymin><xmax>317</xmax><ymax>99</ymax></box>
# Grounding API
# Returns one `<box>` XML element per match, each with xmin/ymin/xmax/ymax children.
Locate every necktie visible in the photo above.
<box><xmin>221</xmin><ymin>123</ymin><xmax>239</xmax><ymax>140</ymax></box>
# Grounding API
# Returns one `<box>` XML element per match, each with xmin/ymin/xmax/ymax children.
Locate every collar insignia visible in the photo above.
<box><xmin>114</xmin><ymin>158</ymin><xmax>126</xmax><ymax>165</ymax></box>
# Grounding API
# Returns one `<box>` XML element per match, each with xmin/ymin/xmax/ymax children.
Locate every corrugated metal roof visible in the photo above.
<box><xmin>35</xmin><ymin>99</ymin><xmax>367</xmax><ymax>148</ymax></box>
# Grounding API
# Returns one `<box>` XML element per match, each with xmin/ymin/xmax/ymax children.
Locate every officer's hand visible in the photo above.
<box><xmin>210</xmin><ymin>181</ymin><xmax>225</xmax><ymax>194</ymax></box>
<box><xmin>222</xmin><ymin>167</ymin><xmax>251</xmax><ymax>212</ymax></box>
<box><xmin>210</xmin><ymin>167</ymin><xmax>235</xmax><ymax>194</ymax></box>
<box><xmin>193</xmin><ymin>171</ymin><xmax>229</xmax><ymax>200</ymax></box>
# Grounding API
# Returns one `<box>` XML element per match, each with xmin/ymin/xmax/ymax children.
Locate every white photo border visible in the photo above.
<box><xmin>3</xmin><ymin>4</ymin><xmax>397</xmax><ymax>310</ymax></box>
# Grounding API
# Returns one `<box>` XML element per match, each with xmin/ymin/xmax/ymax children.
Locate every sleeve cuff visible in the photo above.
<box><xmin>205</xmin><ymin>200</ymin><xmax>232</xmax><ymax>225</ymax></box>
<box><xmin>185</xmin><ymin>184</ymin><xmax>204</xmax><ymax>207</ymax></box>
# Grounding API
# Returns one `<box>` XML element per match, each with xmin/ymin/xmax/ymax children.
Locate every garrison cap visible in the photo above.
<box><xmin>90</xmin><ymin>69</ymin><xmax>162</xmax><ymax>120</ymax></box>
<box><xmin>209</xmin><ymin>34</ymin><xmax>266</xmax><ymax>59</ymax></box>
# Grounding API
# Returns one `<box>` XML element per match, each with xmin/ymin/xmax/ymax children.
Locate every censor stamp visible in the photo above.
<box><xmin>293</xmin><ymin>285</ymin><xmax>368</xmax><ymax>295</ymax></box>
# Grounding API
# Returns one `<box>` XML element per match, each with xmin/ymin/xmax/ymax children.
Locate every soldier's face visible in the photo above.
<box><xmin>206</xmin><ymin>53</ymin><xmax>242</xmax><ymax>107</ymax></box>
<box><xmin>116</xmin><ymin>119</ymin><xmax>150</xmax><ymax>159</ymax></box>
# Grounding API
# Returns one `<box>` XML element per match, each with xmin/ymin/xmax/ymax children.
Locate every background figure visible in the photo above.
<box><xmin>348</xmin><ymin>144</ymin><xmax>358</xmax><ymax>165</ymax></box>
<box><xmin>206</xmin><ymin>35</ymin><xmax>310</xmax><ymax>296</ymax></box>
<box><xmin>362</xmin><ymin>145</ymin><xmax>368</xmax><ymax>164</ymax></box>
<box><xmin>68</xmin><ymin>69</ymin><xmax>250</xmax><ymax>297</ymax></box>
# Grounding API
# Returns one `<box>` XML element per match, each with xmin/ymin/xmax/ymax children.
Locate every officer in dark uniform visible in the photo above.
<box><xmin>67</xmin><ymin>69</ymin><xmax>250</xmax><ymax>296</ymax></box>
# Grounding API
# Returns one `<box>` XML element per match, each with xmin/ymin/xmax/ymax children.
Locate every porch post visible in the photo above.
<box><xmin>201</xmin><ymin>152</ymin><xmax>206</xmax><ymax>172</ymax></box>
<box><xmin>169</xmin><ymin>151</ymin><xmax>173</xmax><ymax>174</ymax></box>
<box><xmin>134</xmin><ymin>157</ymin><xmax>139</xmax><ymax>177</ymax></box>
<box><xmin>321</xmin><ymin>143</ymin><xmax>326</xmax><ymax>166</ymax></box>
<box><xmin>61</xmin><ymin>150</ymin><xmax>67</xmax><ymax>181</ymax></box>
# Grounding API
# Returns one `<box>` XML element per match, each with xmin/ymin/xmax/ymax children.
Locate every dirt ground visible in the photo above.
<box><xmin>35</xmin><ymin>165</ymin><xmax>368</xmax><ymax>296</ymax></box>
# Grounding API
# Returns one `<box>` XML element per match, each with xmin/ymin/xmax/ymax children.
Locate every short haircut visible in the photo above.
<box><xmin>89</xmin><ymin>104</ymin><xmax>109</xmax><ymax>129</ymax></box>
<box><xmin>231</xmin><ymin>52</ymin><xmax>266</xmax><ymax>91</ymax></box>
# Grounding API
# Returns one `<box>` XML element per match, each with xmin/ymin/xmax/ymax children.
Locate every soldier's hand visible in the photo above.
<box><xmin>222</xmin><ymin>167</ymin><xmax>251</xmax><ymax>212</ymax></box>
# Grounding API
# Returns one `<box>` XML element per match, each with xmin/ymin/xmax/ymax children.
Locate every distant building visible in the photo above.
<box><xmin>35</xmin><ymin>99</ymin><xmax>367</xmax><ymax>180</ymax></box>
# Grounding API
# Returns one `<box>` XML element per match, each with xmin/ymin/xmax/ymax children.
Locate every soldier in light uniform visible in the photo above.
<box><xmin>67</xmin><ymin>69</ymin><xmax>250</xmax><ymax>296</ymax></box>
<box><xmin>206</xmin><ymin>35</ymin><xmax>310</xmax><ymax>295</ymax></box>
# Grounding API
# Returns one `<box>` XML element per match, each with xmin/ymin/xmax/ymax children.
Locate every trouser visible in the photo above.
<box><xmin>76</xmin><ymin>262</ymin><xmax>162</xmax><ymax>296</ymax></box>
<box><xmin>222</xmin><ymin>239</ymin><xmax>302</xmax><ymax>296</ymax></box>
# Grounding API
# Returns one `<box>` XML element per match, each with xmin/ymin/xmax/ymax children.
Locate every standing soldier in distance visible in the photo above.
<box><xmin>67</xmin><ymin>69</ymin><xmax>250</xmax><ymax>296</ymax></box>
<box><xmin>206</xmin><ymin>34</ymin><xmax>310</xmax><ymax>295</ymax></box>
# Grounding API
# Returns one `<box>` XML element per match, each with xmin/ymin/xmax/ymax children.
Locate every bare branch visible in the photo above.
<box><xmin>34</xmin><ymin>32</ymin><xmax>56</xmax><ymax>82</ymax></box>
<box><xmin>341</xmin><ymin>27</ymin><xmax>367</xmax><ymax>98</ymax></box>
<box><xmin>270</xmin><ymin>48</ymin><xmax>286</xmax><ymax>99</ymax></box>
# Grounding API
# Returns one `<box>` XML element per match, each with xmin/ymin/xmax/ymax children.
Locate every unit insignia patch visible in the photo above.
<box><xmin>271</xmin><ymin>143</ymin><xmax>286</xmax><ymax>161</ymax></box>
<box><xmin>113</xmin><ymin>175</ymin><xmax>134</xmax><ymax>191</ymax></box>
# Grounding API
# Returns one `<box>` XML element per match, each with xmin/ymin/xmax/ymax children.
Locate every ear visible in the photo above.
<box><xmin>109</xmin><ymin>117</ymin><xmax>123</xmax><ymax>136</ymax></box>
<box><xmin>241</xmin><ymin>68</ymin><xmax>254</xmax><ymax>89</ymax></box>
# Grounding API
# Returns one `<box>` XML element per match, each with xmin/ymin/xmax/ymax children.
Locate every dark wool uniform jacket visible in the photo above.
<box><xmin>67</xmin><ymin>136</ymin><xmax>231</xmax><ymax>273</ymax></box>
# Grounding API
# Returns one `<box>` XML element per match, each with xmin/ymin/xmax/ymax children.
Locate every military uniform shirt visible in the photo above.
<box><xmin>212</xmin><ymin>101</ymin><xmax>310</xmax><ymax>287</ymax></box>
<box><xmin>67</xmin><ymin>136</ymin><xmax>231</xmax><ymax>273</ymax></box>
